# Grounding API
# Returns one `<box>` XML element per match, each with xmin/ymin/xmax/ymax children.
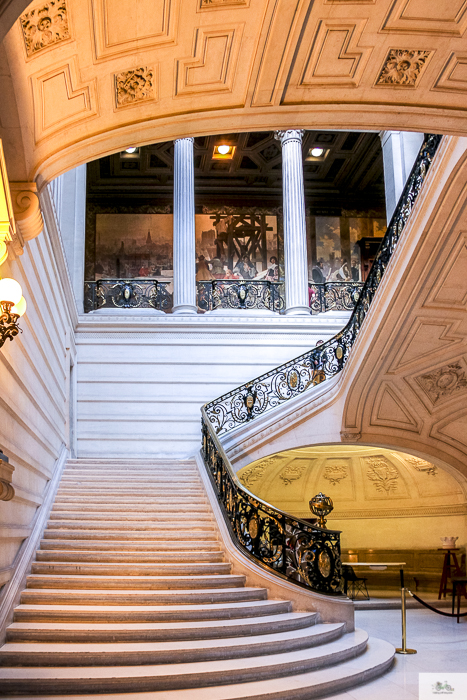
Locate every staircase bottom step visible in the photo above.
<box><xmin>0</xmin><ymin>637</ymin><xmax>394</xmax><ymax>698</ymax></box>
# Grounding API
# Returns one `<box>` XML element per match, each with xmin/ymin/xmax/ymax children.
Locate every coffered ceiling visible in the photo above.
<box><xmin>1</xmin><ymin>0</ymin><xmax>467</xmax><ymax>184</ymax></box>
<box><xmin>87</xmin><ymin>130</ymin><xmax>385</xmax><ymax>212</ymax></box>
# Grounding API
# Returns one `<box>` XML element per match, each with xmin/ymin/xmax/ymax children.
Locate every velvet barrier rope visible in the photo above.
<box><xmin>407</xmin><ymin>590</ymin><xmax>467</xmax><ymax>618</ymax></box>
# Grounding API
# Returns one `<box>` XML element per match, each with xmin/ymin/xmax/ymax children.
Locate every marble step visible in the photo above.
<box><xmin>46</xmin><ymin>521</ymin><xmax>215</xmax><ymax>532</ymax></box>
<box><xmin>34</xmin><ymin>550</ymin><xmax>224</xmax><ymax>564</ymax></box>
<box><xmin>0</xmin><ymin>630</ymin><xmax>371</xmax><ymax>694</ymax></box>
<box><xmin>52</xmin><ymin>497</ymin><xmax>209</xmax><ymax>504</ymax></box>
<box><xmin>10</xmin><ymin>637</ymin><xmax>394</xmax><ymax>700</ymax></box>
<box><xmin>51</xmin><ymin>504</ymin><xmax>211</xmax><ymax>513</ymax></box>
<box><xmin>48</xmin><ymin>513</ymin><xmax>213</xmax><ymax>522</ymax></box>
<box><xmin>59</xmin><ymin>478</ymin><xmax>203</xmax><ymax>486</ymax></box>
<box><xmin>25</xmin><ymin>574</ymin><xmax>247</xmax><ymax>590</ymax></box>
<box><xmin>39</xmin><ymin>540</ymin><xmax>221</xmax><ymax>552</ymax></box>
<box><xmin>13</xmin><ymin>599</ymin><xmax>292</xmax><ymax>624</ymax></box>
<box><xmin>20</xmin><ymin>587</ymin><xmax>267</xmax><ymax>607</ymax></box>
<box><xmin>30</xmin><ymin>562</ymin><xmax>232</xmax><ymax>577</ymax></box>
<box><xmin>5</xmin><ymin>612</ymin><xmax>317</xmax><ymax>643</ymax></box>
<box><xmin>0</xmin><ymin>623</ymin><xmax>343</xmax><ymax>667</ymax></box>
<box><xmin>43</xmin><ymin>530</ymin><xmax>218</xmax><ymax>541</ymax></box>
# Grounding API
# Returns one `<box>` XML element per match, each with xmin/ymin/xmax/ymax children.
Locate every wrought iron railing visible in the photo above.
<box><xmin>309</xmin><ymin>282</ymin><xmax>363</xmax><ymax>314</ymax></box>
<box><xmin>200</xmin><ymin>133</ymin><xmax>442</xmax><ymax>596</ymax></box>
<box><xmin>84</xmin><ymin>279</ymin><xmax>173</xmax><ymax>312</ymax></box>
<box><xmin>197</xmin><ymin>280</ymin><xmax>285</xmax><ymax>312</ymax></box>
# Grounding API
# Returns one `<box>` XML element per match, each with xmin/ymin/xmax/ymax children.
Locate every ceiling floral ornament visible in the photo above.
<box><xmin>376</xmin><ymin>49</ymin><xmax>432</xmax><ymax>87</ymax></box>
<box><xmin>365</xmin><ymin>457</ymin><xmax>399</xmax><ymax>494</ymax></box>
<box><xmin>415</xmin><ymin>361</ymin><xmax>467</xmax><ymax>405</ymax></box>
<box><xmin>115</xmin><ymin>67</ymin><xmax>155</xmax><ymax>108</ymax></box>
<box><xmin>20</xmin><ymin>0</ymin><xmax>69</xmax><ymax>57</ymax></box>
<box><xmin>278</xmin><ymin>463</ymin><xmax>305</xmax><ymax>486</ymax></box>
<box><xmin>323</xmin><ymin>464</ymin><xmax>348</xmax><ymax>486</ymax></box>
<box><xmin>238</xmin><ymin>457</ymin><xmax>279</xmax><ymax>489</ymax></box>
<box><xmin>405</xmin><ymin>456</ymin><xmax>438</xmax><ymax>477</ymax></box>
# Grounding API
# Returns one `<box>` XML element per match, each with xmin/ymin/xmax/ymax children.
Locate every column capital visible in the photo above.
<box><xmin>174</xmin><ymin>137</ymin><xmax>194</xmax><ymax>145</ymax></box>
<box><xmin>274</xmin><ymin>130</ymin><xmax>305</xmax><ymax>146</ymax></box>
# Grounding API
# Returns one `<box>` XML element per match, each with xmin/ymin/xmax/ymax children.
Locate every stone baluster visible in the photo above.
<box><xmin>173</xmin><ymin>137</ymin><xmax>197</xmax><ymax>314</ymax></box>
<box><xmin>275</xmin><ymin>130</ymin><xmax>310</xmax><ymax>316</ymax></box>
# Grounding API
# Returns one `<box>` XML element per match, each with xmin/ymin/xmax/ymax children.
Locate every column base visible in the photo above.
<box><xmin>172</xmin><ymin>304</ymin><xmax>198</xmax><ymax>315</ymax></box>
<box><xmin>285</xmin><ymin>305</ymin><xmax>311</xmax><ymax>316</ymax></box>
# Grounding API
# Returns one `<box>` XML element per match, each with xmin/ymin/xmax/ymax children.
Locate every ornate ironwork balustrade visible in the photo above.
<box><xmin>200</xmin><ymin>133</ymin><xmax>442</xmax><ymax>597</ymax></box>
<box><xmin>197</xmin><ymin>279</ymin><xmax>285</xmax><ymax>312</ymax></box>
<box><xmin>309</xmin><ymin>282</ymin><xmax>363</xmax><ymax>314</ymax></box>
<box><xmin>84</xmin><ymin>279</ymin><xmax>173</xmax><ymax>312</ymax></box>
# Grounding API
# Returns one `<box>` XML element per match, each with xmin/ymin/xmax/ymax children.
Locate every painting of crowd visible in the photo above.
<box><xmin>195</xmin><ymin>213</ymin><xmax>282</xmax><ymax>284</ymax></box>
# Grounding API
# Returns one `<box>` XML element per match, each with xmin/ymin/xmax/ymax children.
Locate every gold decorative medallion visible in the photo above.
<box><xmin>289</xmin><ymin>370</ymin><xmax>299</xmax><ymax>389</ymax></box>
<box><xmin>318</xmin><ymin>550</ymin><xmax>332</xmax><ymax>578</ymax></box>
<box><xmin>249</xmin><ymin>516</ymin><xmax>259</xmax><ymax>539</ymax></box>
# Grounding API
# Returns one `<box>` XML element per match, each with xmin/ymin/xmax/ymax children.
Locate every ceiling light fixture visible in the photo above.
<box><xmin>213</xmin><ymin>144</ymin><xmax>235</xmax><ymax>159</ymax></box>
<box><xmin>311</xmin><ymin>147</ymin><xmax>325</xmax><ymax>158</ymax></box>
<box><xmin>217</xmin><ymin>144</ymin><xmax>230</xmax><ymax>155</ymax></box>
<box><xmin>0</xmin><ymin>278</ymin><xmax>26</xmax><ymax>348</ymax></box>
<box><xmin>125</xmin><ymin>147</ymin><xmax>138</xmax><ymax>154</ymax></box>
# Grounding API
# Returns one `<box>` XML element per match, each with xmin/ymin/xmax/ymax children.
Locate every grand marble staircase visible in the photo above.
<box><xmin>0</xmin><ymin>459</ymin><xmax>394</xmax><ymax>698</ymax></box>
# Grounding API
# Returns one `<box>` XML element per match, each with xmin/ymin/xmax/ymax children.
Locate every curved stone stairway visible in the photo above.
<box><xmin>0</xmin><ymin>459</ymin><xmax>394</xmax><ymax>698</ymax></box>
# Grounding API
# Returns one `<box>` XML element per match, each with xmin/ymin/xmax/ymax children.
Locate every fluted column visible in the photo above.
<box><xmin>173</xmin><ymin>137</ymin><xmax>197</xmax><ymax>314</ymax></box>
<box><xmin>275</xmin><ymin>130</ymin><xmax>310</xmax><ymax>316</ymax></box>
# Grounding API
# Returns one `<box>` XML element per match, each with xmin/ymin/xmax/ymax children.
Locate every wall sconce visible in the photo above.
<box><xmin>0</xmin><ymin>277</ymin><xmax>26</xmax><ymax>349</ymax></box>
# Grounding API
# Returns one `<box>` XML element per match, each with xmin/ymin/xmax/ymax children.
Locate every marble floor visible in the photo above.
<box><xmin>327</xmin><ymin>608</ymin><xmax>467</xmax><ymax>699</ymax></box>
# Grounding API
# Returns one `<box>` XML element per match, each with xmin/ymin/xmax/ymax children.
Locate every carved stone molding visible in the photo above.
<box><xmin>340</xmin><ymin>430</ymin><xmax>361</xmax><ymax>442</ymax></box>
<box><xmin>200</xmin><ymin>0</ymin><xmax>248</xmax><ymax>7</ymax></box>
<box><xmin>10</xmin><ymin>183</ymin><xmax>44</xmax><ymax>243</ymax></box>
<box><xmin>415</xmin><ymin>361</ymin><xmax>467</xmax><ymax>406</ymax></box>
<box><xmin>376</xmin><ymin>49</ymin><xmax>432</xmax><ymax>87</ymax></box>
<box><xmin>0</xmin><ymin>479</ymin><xmax>15</xmax><ymax>501</ymax></box>
<box><xmin>115</xmin><ymin>67</ymin><xmax>155</xmax><ymax>108</ymax></box>
<box><xmin>20</xmin><ymin>0</ymin><xmax>70</xmax><ymax>58</ymax></box>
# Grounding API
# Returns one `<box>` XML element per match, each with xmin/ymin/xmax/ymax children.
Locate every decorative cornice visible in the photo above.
<box><xmin>0</xmin><ymin>479</ymin><xmax>14</xmax><ymax>501</ymax></box>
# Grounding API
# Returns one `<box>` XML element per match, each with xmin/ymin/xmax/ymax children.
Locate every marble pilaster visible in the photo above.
<box><xmin>173</xmin><ymin>137</ymin><xmax>197</xmax><ymax>314</ymax></box>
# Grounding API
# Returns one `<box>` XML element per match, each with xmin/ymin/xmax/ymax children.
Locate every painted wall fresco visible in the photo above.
<box><xmin>195</xmin><ymin>211</ymin><xmax>281</xmax><ymax>282</ymax></box>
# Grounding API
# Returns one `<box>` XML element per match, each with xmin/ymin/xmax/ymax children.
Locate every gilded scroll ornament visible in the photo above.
<box><xmin>415</xmin><ymin>362</ymin><xmax>467</xmax><ymax>405</ymax></box>
<box><xmin>406</xmin><ymin>457</ymin><xmax>438</xmax><ymax>476</ymax></box>
<box><xmin>20</xmin><ymin>1</ymin><xmax>69</xmax><ymax>57</ymax></box>
<box><xmin>279</xmin><ymin>463</ymin><xmax>305</xmax><ymax>486</ymax></box>
<box><xmin>323</xmin><ymin>464</ymin><xmax>348</xmax><ymax>486</ymax></box>
<box><xmin>115</xmin><ymin>67</ymin><xmax>155</xmax><ymax>108</ymax></box>
<box><xmin>377</xmin><ymin>49</ymin><xmax>432</xmax><ymax>87</ymax></box>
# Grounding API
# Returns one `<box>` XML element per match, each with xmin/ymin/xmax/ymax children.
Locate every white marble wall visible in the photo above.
<box><xmin>75</xmin><ymin>313</ymin><xmax>350</xmax><ymax>458</ymax></box>
<box><xmin>0</xmin><ymin>195</ymin><xmax>73</xmax><ymax>593</ymax></box>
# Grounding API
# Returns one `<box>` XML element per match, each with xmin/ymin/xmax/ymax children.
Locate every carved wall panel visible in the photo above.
<box><xmin>91</xmin><ymin>0</ymin><xmax>178</xmax><ymax>61</ymax></box>
<box><xmin>278</xmin><ymin>462</ymin><xmax>305</xmax><ymax>485</ymax></box>
<box><xmin>425</xmin><ymin>235</ymin><xmax>467</xmax><ymax>309</ymax></box>
<box><xmin>176</xmin><ymin>25</ymin><xmax>243</xmax><ymax>96</ymax></box>
<box><xmin>390</xmin><ymin>320</ymin><xmax>465</xmax><ymax>373</ymax></box>
<box><xmin>376</xmin><ymin>49</ymin><xmax>433</xmax><ymax>87</ymax></box>
<box><xmin>199</xmin><ymin>0</ymin><xmax>249</xmax><ymax>8</ymax></box>
<box><xmin>251</xmin><ymin>0</ymin><xmax>301</xmax><ymax>107</ymax></box>
<box><xmin>32</xmin><ymin>60</ymin><xmax>97</xmax><ymax>142</ymax></box>
<box><xmin>405</xmin><ymin>456</ymin><xmax>438</xmax><ymax>476</ymax></box>
<box><xmin>282</xmin><ymin>18</ymin><xmax>372</xmax><ymax>104</ymax></box>
<box><xmin>20</xmin><ymin>0</ymin><xmax>70</xmax><ymax>57</ymax></box>
<box><xmin>372</xmin><ymin>383</ymin><xmax>421</xmax><ymax>431</ymax></box>
<box><xmin>114</xmin><ymin>67</ymin><xmax>156</xmax><ymax>108</ymax></box>
<box><xmin>299</xmin><ymin>20</ymin><xmax>371</xmax><ymax>87</ymax></box>
<box><xmin>435</xmin><ymin>53</ymin><xmax>467</xmax><ymax>93</ymax></box>
<box><xmin>363</xmin><ymin>456</ymin><xmax>406</xmax><ymax>497</ymax></box>
<box><xmin>382</xmin><ymin>0</ymin><xmax>467</xmax><ymax>37</ymax></box>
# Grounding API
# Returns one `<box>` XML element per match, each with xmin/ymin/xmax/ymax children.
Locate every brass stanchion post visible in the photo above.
<box><xmin>396</xmin><ymin>567</ymin><xmax>416</xmax><ymax>655</ymax></box>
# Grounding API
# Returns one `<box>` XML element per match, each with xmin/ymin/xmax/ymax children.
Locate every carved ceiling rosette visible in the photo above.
<box><xmin>376</xmin><ymin>49</ymin><xmax>432</xmax><ymax>87</ymax></box>
<box><xmin>115</xmin><ymin>67</ymin><xmax>155</xmax><ymax>108</ymax></box>
<box><xmin>20</xmin><ymin>1</ymin><xmax>69</xmax><ymax>57</ymax></box>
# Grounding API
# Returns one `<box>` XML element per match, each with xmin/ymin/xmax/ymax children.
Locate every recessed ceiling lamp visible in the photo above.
<box><xmin>125</xmin><ymin>147</ymin><xmax>138</xmax><ymax>154</ymax></box>
<box><xmin>305</xmin><ymin>147</ymin><xmax>329</xmax><ymax>162</ymax></box>
<box><xmin>213</xmin><ymin>144</ymin><xmax>235</xmax><ymax>159</ymax></box>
